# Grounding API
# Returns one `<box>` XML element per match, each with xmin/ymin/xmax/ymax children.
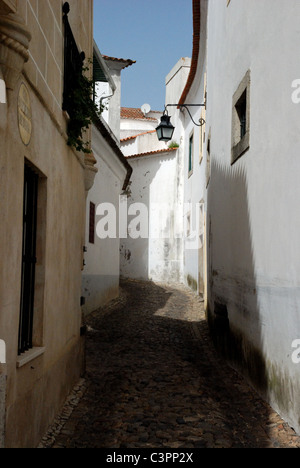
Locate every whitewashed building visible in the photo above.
<box><xmin>0</xmin><ymin>0</ymin><xmax>96</xmax><ymax>447</ymax></box>
<box><xmin>82</xmin><ymin>51</ymin><xmax>133</xmax><ymax>315</ymax></box>
<box><xmin>119</xmin><ymin>60</ymin><xmax>192</xmax><ymax>283</ymax></box>
<box><xmin>180</xmin><ymin>0</ymin><xmax>300</xmax><ymax>435</ymax></box>
<box><xmin>119</xmin><ymin>147</ymin><xmax>183</xmax><ymax>283</ymax></box>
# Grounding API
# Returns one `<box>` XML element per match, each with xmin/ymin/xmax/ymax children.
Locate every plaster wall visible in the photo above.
<box><xmin>181</xmin><ymin>2</ymin><xmax>207</xmax><ymax>297</ymax></box>
<box><xmin>82</xmin><ymin>123</ymin><xmax>127</xmax><ymax>314</ymax></box>
<box><xmin>120</xmin><ymin>151</ymin><xmax>183</xmax><ymax>283</ymax></box>
<box><xmin>95</xmin><ymin>81</ymin><xmax>111</xmax><ymax>124</ymax></box>
<box><xmin>206</xmin><ymin>0</ymin><xmax>300</xmax><ymax>434</ymax></box>
<box><xmin>108</xmin><ymin>67</ymin><xmax>121</xmax><ymax>142</ymax></box>
<box><xmin>120</xmin><ymin>118</ymin><xmax>159</xmax><ymax>139</ymax></box>
<box><xmin>121</xmin><ymin>132</ymin><xmax>167</xmax><ymax>157</ymax></box>
<box><xmin>0</xmin><ymin>0</ymin><xmax>92</xmax><ymax>447</ymax></box>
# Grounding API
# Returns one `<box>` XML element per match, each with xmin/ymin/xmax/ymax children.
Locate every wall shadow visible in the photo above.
<box><xmin>206</xmin><ymin>159</ymin><xmax>269</xmax><ymax>421</ymax></box>
<box><xmin>55</xmin><ymin>279</ymin><xmax>288</xmax><ymax>448</ymax></box>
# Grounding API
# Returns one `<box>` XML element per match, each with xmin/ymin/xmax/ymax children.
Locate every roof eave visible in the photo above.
<box><xmin>93</xmin><ymin>40</ymin><xmax>116</xmax><ymax>92</ymax></box>
<box><xmin>93</xmin><ymin>116</ymin><xmax>133</xmax><ymax>190</ymax></box>
<box><xmin>178</xmin><ymin>0</ymin><xmax>201</xmax><ymax>107</ymax></box>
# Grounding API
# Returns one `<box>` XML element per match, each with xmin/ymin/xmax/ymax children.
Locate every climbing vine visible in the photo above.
<box><xmin>65</xmin><ymin>63</ymin><xmax>103</xmax><ymax>154</ymax></box>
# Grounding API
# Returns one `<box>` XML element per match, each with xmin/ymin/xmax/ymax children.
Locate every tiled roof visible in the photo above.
<box><xmin>125</xmin><ymin>148</ymin><xmax>177</xmax><ymax>159</ymax></box>
<box><xmin>121</xmin><ymin>130</ymin><xmax>156</xmax><ymax>142</ymax></box>
<box><xmin>102</xmin><ymin>56</ymin><xmax>136</xmax><ymax>69</ymax></box>
<box><xmin>178</xmin><ymin>0</ymin><xmax>201</xmax><ymax>107</ymax></box>
<box><xmin>121</xmin><ymin>108</ymin><xmax>158</xmax><ymax>121</ymax></box>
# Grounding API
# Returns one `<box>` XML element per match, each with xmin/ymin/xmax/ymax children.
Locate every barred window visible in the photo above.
<box><xmin>89</xmin><ymin>202</ymin><xmax>96</xmax><ymax>244</ymax></box>
<box><xmin>62</xmin><ymin>2</ymin><xmax>85</xmax><ymax>115</ymax></box>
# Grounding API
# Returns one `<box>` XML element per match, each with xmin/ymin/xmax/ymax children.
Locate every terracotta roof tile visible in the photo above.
<box><xmin>125</xmin><ymin>148</ymin><xmax>177</xmax><ymax>159</ymax></box>
<box><xmin>121</xmin><ymin>130</ymin><xmax>156</xmax><ymax>142</ymax></box>
<box><xmin>121</xmin><ymin>107</ymin><xmax>158</xmax><ymax>121</ymax></box>
<box><xmin>102</xmin><ymin>56</ymin><xmax>136</xmax><ymax>69</ymax></box>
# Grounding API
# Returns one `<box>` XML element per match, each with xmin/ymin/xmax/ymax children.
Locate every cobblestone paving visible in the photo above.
<box><xmin>39</xmin><ymin>280</ymin><xmax>300</xmax><ymax>449</ymax></box>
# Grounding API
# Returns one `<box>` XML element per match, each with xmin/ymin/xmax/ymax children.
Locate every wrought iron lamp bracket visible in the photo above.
<box><xmin>164</xmin><ymin>104</ymin><xmax>206</xmax><ymax>127</ymax></box>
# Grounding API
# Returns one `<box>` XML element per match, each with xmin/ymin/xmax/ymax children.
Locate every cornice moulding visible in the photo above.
<box><xmin>0</xmin><ymin>12</ymin><xmax>31</xmax><ymax>89</ymax></box>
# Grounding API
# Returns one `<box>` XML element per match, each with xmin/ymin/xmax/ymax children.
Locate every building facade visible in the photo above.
<box><xmin>0</xmin><ymin>0</ymin><xmax>95</xmax><ymax>447</ymax></box>
<box><xmin>177</xmin><ymin>0</ymin><xmax>300</xmax><ymax>434</ymax></box>
<box><xmin>82</xmin><ymin>50</ymin><xmax>132</xmax><ymax>315</ymax></box>
<box><xmin>119</xmin><ymin>147</ymin><xmax>183</xmax><ymax>283</ymax></box>
<box><xmin>119</xmin><ymin>91</ymin><xmax>186</xmax><ymax>284</ymax></box>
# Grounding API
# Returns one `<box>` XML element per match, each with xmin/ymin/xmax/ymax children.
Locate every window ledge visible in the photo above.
<box><xmin>16</xmin><ymin>347</ymin><xmax>45</xmax><ymax>368</ymax></box>
<box><xmin>231</xmin><ymin>133</ymin><xmax>250</xmax><ymax>165</ymax></box>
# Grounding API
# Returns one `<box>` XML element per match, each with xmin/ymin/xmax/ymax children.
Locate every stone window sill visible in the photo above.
<box><xmin>231</xmin><ymin>133</ymin><xmax>250</xmax><ymax>164</ymax></box>
<box><xmin>16</xmin><ymin>347</ymin><xmax>45</xmax><ymax>369</ymax></box>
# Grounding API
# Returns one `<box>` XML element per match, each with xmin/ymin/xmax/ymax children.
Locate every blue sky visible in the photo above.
<box><xmin>93</xmin><ymin>0</ymin><xmax>193</xmax><ymax>111</ymax></box>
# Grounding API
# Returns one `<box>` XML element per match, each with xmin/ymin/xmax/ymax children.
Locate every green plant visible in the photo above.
<box><xmin>66</xmin><ymin>64</ymin><xmax>102</xmax><ymax>154</ymax></box>
<box><xmin>168</xmin><ymin>141</ymin><xmax>179</xmax><ymax>149</ymax></box>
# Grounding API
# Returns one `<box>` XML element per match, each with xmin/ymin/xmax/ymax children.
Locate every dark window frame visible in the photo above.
<box><xmin>231</xmin><ymin>70</ymin><xmax>250</xmax><ymax>164</ymax></box>
<box><xmin>89</xmin><ymin>202</ymin><xmax>96</xmax><ymax>244</ymax></box>
<box><xmin>188</xmin><ymin>131</ymin><xmax>194</xmax><ymax>177</ymax></box>
<box><xmin>18</xmin><ymin>164</ymin><xmax>39</xmax><ymax>355</ymax></box>
<box><xmin>62</xmin><ymin>2</ymin><xmax>85</xmax><ymax>115</ymax></box>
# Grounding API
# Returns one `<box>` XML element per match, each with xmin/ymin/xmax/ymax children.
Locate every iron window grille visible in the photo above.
<box><xmin>89</xmin><ymin>202</ymin><xmax>96</xmax><ymax>244</ymax></box>
<box><xmin>18</xmin><ymin>165</ymin><xmax>39</xmax><ymax>355</ymax></box>
<box><xmin>62</xmin><ymin>2</ymin><xmax>86</xmax><ymax>115</ymax></box>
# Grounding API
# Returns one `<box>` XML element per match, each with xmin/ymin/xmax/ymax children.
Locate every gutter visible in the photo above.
<box><xmin>178</xmin><ymin>0</ymin><xmax>201</xmax><ymax>107</ymax></box>
<box><xmin>93</xmin><ymin>116</ymin><xmax>133</xmax><ymax>191</ymax></box>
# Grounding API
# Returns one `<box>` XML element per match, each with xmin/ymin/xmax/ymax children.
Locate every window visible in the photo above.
<box><xmin>231</xmin><ymin>70</ymin><xmax>250</xmax><ymax>164</ymax></box>
<box><xmin>199</xmin><ymin>108</ymin><xmax>206</xmax><ymax>164</ymax></box>
<box><xmin>206</xmin><ymin>131</ymin><xmax>211</xmax><ymax>187</ymax></box>
<box><xmin>18</xmin><ymin>164</ymin><xmax>39</xmax><ymax>355</ymax></box>
<box><xmin>188</xmin><ymin>132</ymin><xmax>194</xmax><ymax>177</ymax></box>
<box><xmin>89</xmin><ymin>202</ymin><xmax>96</xmax><ymax>244</ymax></box>
<box><xmin>62</xmin><ymin>2</ymin><xmax>85</xmax><ymax>115</ymax></box>
<box><xmin>236</xmin><ymin>90</ymin><xmax>247</xmax><ymax>139</ymax></box>
<box><xmin>18</xmin><ymin>162</ymin><xmax>46</xmax><ymax>365</ymax></box>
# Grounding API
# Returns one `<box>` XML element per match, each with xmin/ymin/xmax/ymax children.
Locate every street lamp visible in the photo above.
<box><xmin>155</xmin><ymin>114</ymin><xmax>175</xmax><ymax>142</ymax></box>
<box><xmin>156</xmin><ymin>104</ymin><xmax>206</xmax><ymax>142</ymax></box>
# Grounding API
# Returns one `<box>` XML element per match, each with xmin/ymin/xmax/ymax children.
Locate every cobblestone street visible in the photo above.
<box><xmin>40</xmin><ymin>280</ymin><xmax>300</xmax><ymax>449</ymax></box>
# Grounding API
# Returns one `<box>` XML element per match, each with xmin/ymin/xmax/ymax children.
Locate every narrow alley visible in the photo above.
<box><xmin>39</xmin><ymin>280</ymin><xmax>300</xmax><ymax>449</ymax></box>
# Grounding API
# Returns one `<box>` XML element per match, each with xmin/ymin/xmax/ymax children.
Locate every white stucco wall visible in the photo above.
<box><xmin>120</xmin><ymin>150</ymin><xmax>184</xmax><ymax>283</ymax></box>
<box><xmin>121</xmin><ymin>118</ymin><xmax>158</xmax><ymax>138</ymax></box>
<box><xmin>121</xmin><ymin>132</ymin><xmax>168</xmax><ymax>157</ymax></box>
<box><xmin>95</xmin><ymin>81</ymin><xmax>111</xmax><ymax>124</ymax></box>
<box><xmin>82</xmin><ymin>123</ymin><xmax>127</xmax><ymax>314</ymax></box>
<box><xmin>181</xmin><ymin>7</ymin><xmax>207</xmax><ymax>296</ymax></box>
<box><xmin>206</xmin><ymin>0</ymin><xmax>300</xmax><ymax>434</ymax></box>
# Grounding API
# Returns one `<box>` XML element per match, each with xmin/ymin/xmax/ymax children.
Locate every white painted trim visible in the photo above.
<box><xmin>16</xmin><ymin>347</ymin><xmax>46</xmax><ymax>368</ymax></box>
<box><xmin>0</xmin><ymin>79</ymin><xmax>6</xmax><ymax>104</ymax></box>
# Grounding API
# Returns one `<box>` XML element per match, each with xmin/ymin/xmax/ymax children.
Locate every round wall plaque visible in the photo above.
<box><xmin>18</xmin><ymin>83</ymin><xmax>32</xmax><ymax>146</ymax></box>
